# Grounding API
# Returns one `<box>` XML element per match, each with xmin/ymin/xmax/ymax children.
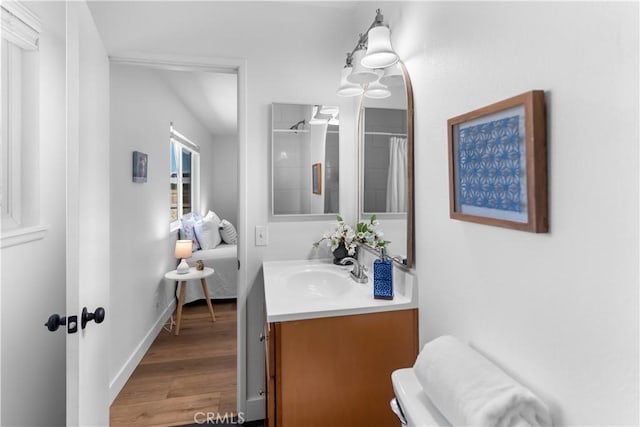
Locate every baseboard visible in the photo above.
<box><xmin>108</xmin><ymin>300</ymin><xmax>176</xmax><ymax>404</ymax></box>
<box><xmin>244</xmin><ymin>396</ymin><xmax>265</xmax><ymax>422</ymax></box>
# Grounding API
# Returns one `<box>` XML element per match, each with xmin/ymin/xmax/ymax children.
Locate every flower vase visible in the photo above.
<box><xmin>333</xmin><ymin>242</ymin><xmax>356</xmax><ymax>265</ymax></box>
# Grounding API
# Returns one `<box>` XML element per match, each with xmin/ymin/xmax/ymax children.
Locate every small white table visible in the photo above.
<box><xmin>164</xmin><ymin>267</ymin><xmax>216</xmax><ymax>335</ymax></box>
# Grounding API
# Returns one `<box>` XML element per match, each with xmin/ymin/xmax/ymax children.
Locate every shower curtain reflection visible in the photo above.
<box><xmin>386</xmin><ymin>136</ymin><xmax>407</xmax><ymax>212</ymax></box>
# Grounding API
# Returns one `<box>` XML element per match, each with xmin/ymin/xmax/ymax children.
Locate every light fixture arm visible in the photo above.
<box><xmin>345</xmin><ymin>8</ymin><xmax>385</xmax><ymax>62</ymax></box>
<box><xmin>337</xmin><ymin>8</ymin><xmax>396</xmax><ymax>98</ymax></box>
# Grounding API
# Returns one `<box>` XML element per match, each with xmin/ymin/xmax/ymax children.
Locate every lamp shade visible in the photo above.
<box><xmin>337</xmin><ymin>66</ymin><xmax>364</xmax><ymax>97</ymax></box>
<box><xmin>364</xmin><ymin>80</ymin><xmax>391</xmax><ymax>99</ymax></box>
<box><xmin>346</xmin><ymin>48</ymin><xmax>378</xmax><ymax>84</ymax></box>
<box><xmin>175</xmin><ymin>239</ymin><xmax>193</xmax><ymax>259</ymax></box>
<box><xmin>379</xmin><ymin>62</ymin><xmax>404</xmax><ymax>87</ymax></box>
<box><xmin>361</xmin><ymin>26</ymin><xmax>398</xmax><ymax>69</ymax></box>
<box><xmin>319</xmin><ymin>105</ymin><xmax>339</xmax><ymax>115</ymax></box>
<box><xmin>337</xmin><ymin>67</ymin><xmax>364</xmax><ymax>96</ymax></box>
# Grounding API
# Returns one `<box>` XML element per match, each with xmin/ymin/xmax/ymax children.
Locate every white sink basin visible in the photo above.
<box><xmin>286</xmin><ymin>267</ymin><xmax>352</xmax><ymax>298</ymax></box>
<box><xmin>263</xmin><ymin>259</ymin><xmax>417</xmax><ymax>322</ymax></box>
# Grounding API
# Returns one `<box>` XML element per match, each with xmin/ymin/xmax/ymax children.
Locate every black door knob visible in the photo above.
<box><xmin>81</xmin><ymin>307</ymin><xmax>106</xmax><ymax>329</ymax></box>
<box><xmin>45</xmin><ymin>314</ymin><xmax>66</xmax><ymax>332</ymax></box>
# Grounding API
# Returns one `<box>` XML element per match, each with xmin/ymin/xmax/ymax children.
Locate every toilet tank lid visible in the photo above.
<box><xmin>391</xmin><ymin>368</ymin><xmax>452</xmax><ymax>427</ymax></box>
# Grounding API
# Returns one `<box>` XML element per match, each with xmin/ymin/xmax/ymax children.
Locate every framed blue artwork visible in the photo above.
<box><xmin>132</xmin><ymin>151</ymin><xmax>148</xmax><ymax>183</ymax></box>
<box><xmin>448</xmin><ymin>91</ymin><xmax>548</xmax><ymax>232</ymax></box>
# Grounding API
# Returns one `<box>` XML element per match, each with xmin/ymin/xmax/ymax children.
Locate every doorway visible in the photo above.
<box><xmin>106</xmin><ymin>56</ymin><xmax>243</xmax><ymax>424</ymax></box>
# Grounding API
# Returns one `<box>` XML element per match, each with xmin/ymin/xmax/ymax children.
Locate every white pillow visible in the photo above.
<box><xmin>219</xmin><ymin>219</ymin><xmax>238</xmax><ymax>244</ymax></box>
<box><xmin>205</xmin><ymin>210</ymin><xmax>221</xmax><ymax>225</ymax></box>
<box><xmin>197</xmin><ymin>213</ymin><xmax>221</xmax><ymax>250</ymax></box>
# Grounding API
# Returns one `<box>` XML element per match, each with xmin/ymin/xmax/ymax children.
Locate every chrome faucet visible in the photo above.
<box><xmin>340</xmin><ymin>257</ymin><xmax>368</xmax><ymax>283</ymax></box>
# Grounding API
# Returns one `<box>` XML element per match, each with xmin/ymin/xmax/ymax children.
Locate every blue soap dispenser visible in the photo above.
<box><xmin>373</xmin><ymin>247</ymin><xmax>393</xmax><ymax>300</ymax></box>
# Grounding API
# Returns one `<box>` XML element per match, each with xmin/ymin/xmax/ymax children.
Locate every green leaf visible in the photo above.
<box><xmin>336</xmin><ymin>215</ymin><xmax>343</xmax><ymax>222</ymax></box>
<box><xmin>370</xmin><ymin>214</ymin><xmax>377</xmax><ymax>223</ymax></box>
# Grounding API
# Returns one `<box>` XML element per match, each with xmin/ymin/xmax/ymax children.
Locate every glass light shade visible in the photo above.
<box><xmin>175</xmin><ymin>239</ymin><xmax>193</xmax><ymax>259</ymax></box>
<box><xmin>364</xmin><ymin>80</ymin><xmax>391</xmax><ymax>99</ymax></box>
<box><xmin>346</xmin><ymin>49</ymin><xmax>378</xmax><ymax>84</ymax></box>
<box><xmin>337</xmin><ymin>66</ymin><xmax>364</xmax><ymax>97</ymax></box>
<box><xmin>319</xmin><ymin>105</ymin><xmax>339</xmax><ymax>115</ymax></box>
<box><xmin>361</xmin><ymin>26</ymin><xmax>398</xmax><ymax>69</ymax></box>
<box><xmin>379</xmin><ymin>62</ymin><xmax>404</xmax><ymax>87</ymax></box>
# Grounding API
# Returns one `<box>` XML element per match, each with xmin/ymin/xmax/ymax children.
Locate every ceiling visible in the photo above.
<box><xmin>87</xmin><ymin>1</ymin><xmax>358</xmax><ymax>138</ymax></box>
<box><xmin>155</xmin><ymin>68</ymin><xmax>237</xmax><ymax>137</ymax></box>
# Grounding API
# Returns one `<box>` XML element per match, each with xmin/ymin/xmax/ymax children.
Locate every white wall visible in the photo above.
<box><xmin>108</xmin><ymin>63</ymin><xmax>218</xmax><ymax>397</ymax></box>
<box><xmin>0</xmin><ymin>2</ymin><xmax>67</xmax><ymax>425</ymax></box>
<box><xmin>210</xmin><ymin>134</ymin><xmax>238</xmax><ymax>227</ymax></box>
<box><xmin>354</xmin><ymin>2</ymin><xmax>639</xmax><ymax>424</ymax></box>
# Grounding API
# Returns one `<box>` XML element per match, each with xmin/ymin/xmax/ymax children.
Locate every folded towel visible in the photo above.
<box><xmin>413</xmin><ymin>336</ymin><xmax>552</xmax><ymax>427</ymax></box>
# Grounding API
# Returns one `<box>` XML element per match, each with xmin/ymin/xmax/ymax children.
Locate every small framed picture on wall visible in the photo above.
<box><xmin>132</xmin><ymin>151</ymin><xmax>148</xmax><ymax>183</ymax></box>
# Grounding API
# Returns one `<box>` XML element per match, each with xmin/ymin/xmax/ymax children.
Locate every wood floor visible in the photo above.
<box><xmin>110</xmin><ymin>299</ymin><xmax>237</xmax><ymax>427</ymax></box>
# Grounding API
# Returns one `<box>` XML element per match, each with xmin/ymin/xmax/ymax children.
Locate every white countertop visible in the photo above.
<box><xmin>263</xmin><ymin>259</ymin><xmax>417</xmax><ymax>323</ymax></box>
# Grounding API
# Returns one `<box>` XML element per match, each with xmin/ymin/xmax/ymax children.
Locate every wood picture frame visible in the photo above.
<box><xmin>312</xmin><ymin>163</ymin><xmax>322</xmax><ymax>195</ymax></box>
<box><xmin>447</xmin><ymin>90</ymin><xmax>548</xmax><ymax>232</ymax></box>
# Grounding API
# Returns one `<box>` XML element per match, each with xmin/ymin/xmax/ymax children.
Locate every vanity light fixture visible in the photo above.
<box><xmin>337</xmin><ymin>54</ymin><xmax>365</xmax><ymax>97</ymax></box>
<box><xmin>320</xmin><ymin>105</ymin><xmax>339</xmax><ymax>115</ymax></box>
<box><xmin>379</xmin><ymin>62</ymin><xmax>404</xmax><ymax>87</ymax></box>
<box><xmin>365</xmin><ymin>80</ymin><xmax>391</xmax><ymax>99</ymax></box>
<box><xmin>347</xmin><ymin>45</ymin><xmax>379</xmax><ymax>85</ymax></box>
<box><xmin>337</xmin><ymin>9</ymin><xmax>397</xmax><ymax>99</ymax></box>
<box><xmin>310</xmin><ymin>105</ymin><xmax>338</xmax><ymax>125</ymax></box>
<box><xmin>361</xmin><ymin>17</ymin><xmax>398</xmax><ymax>69</ymax></box>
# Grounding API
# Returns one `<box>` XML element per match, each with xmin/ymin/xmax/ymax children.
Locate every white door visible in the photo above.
<box><xmin>66</xmin><ymin>2</ymin><xmax>111</xmax><ymax>425</ymax></box>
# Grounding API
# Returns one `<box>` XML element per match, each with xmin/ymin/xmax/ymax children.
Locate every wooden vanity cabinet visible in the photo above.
<box><xmin>264</xmin><ymin>309</ymin><xmax>418</xmax><ymax>427</ymax></box>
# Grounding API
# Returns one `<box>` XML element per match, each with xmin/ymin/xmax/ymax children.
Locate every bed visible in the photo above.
<box><xmin>175</xmin><ymin>243</ymin><xmax>238</xmax><ymax>304</ymax></box>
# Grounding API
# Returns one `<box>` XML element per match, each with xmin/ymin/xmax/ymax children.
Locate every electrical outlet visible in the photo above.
<box><xmin>255</xmin><ymin>225</ymin><xmax>268</xmax><ymax>246</ymax></box>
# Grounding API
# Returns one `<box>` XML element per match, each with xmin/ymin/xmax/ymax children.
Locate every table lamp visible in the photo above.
<box><xmin>175</xmin><ymin>240</ymin><xmax>193</xmax><ymax>274</ymax></box>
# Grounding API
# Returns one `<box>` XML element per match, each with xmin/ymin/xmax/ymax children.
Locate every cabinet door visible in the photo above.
<box><xmin>277</xmin><ymin>309</ymin><xmax>418</xmax><ymax>427</ymax></box>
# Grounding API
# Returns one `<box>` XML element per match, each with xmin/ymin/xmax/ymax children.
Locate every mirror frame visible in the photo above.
<box><xmin>357</xmin><ymin>61</ymin><xmax>414</xmax><ymax>268</ymax></box>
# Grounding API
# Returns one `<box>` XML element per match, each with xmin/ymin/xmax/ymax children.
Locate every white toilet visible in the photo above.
<box><xmin>390</xmin><ymin>336</ymin><xmax>552</xmax><ymax>427</ymax></box>
<box><xmin>390</xmin><ymin>368</ymin><xmax>452</xmax><ymax>427</ymax></box>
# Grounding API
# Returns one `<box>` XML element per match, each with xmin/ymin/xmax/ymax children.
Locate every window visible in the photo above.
<box><xmin>1</xmin><ymin>2</ymin><xmax>41</xmax><ymax>240</ymax></box>
<box><xmin>170</xmin><ymin>124</ymin><xmax>200</xmax><ymax>228</ymax></box>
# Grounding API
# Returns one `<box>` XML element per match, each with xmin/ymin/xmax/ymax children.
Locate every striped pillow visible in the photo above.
<box><xmin>219</xmin><ymin>219</ymin><xmax>237</xmax><ymax>244</ymax></box>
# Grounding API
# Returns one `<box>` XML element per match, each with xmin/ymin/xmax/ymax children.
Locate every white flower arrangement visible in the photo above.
<box><xmin>313</xmin><ymin>215</ymin><xmax>358</xmax><ymax>255</ymax></box>
<box><xmin>313</xmin><ymin>215</ymin><xmax>389</xmax><ymax>255</ymax></box>
<box><xmin>355</xmin><ymin>215</ymin><xmax>389</xmax><ymax>248</ymax></box>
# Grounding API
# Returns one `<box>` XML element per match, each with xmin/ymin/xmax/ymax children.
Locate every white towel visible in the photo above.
<box><xmin>413</xmin><ymin>336</ymin><xmax>552</xmax><ymax>427</ymax></box>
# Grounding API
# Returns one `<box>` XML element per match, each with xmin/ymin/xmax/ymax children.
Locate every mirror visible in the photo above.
<box><xmin>272</xmin><ymin>103</ymin><xmax>340</xmax><ymax>216</ymax></box>
<box><xmin>358</xmin><ymin>62</ymin><xmax>414</xmax><ymax>267</ymax></box>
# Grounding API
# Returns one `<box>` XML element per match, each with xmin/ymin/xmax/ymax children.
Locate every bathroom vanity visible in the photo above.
<box><xmin>262</xmin><ymin>260</ymin><xmax>418</xmax><ymax>427</ymax></box>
